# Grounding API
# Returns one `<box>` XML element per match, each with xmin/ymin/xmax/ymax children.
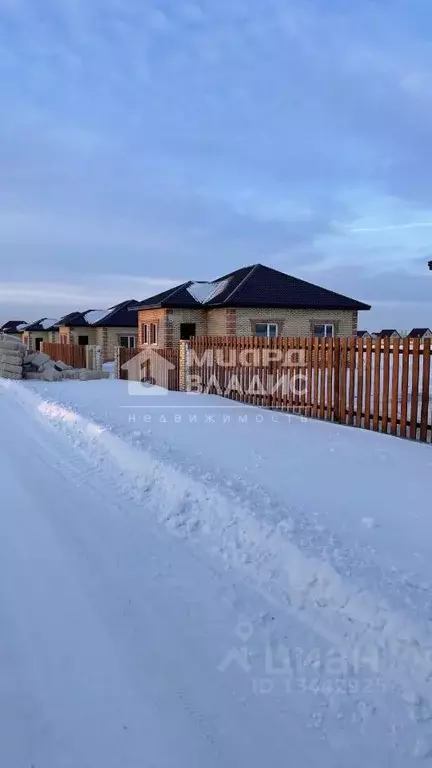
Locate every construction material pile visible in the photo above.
<box><xmin>0</xmin><ymin>334</ymin><xmax>25</xmax><ymax>379</ymax></box>
<box><xmin>23</xmin><ymin>351</ymin><xmax>110</xmax><ymax>381</ymax></box>
<box><xmin>0</xmin><ymin>334</ymin><xmax>109</xmax><ymax>382</ymax></box>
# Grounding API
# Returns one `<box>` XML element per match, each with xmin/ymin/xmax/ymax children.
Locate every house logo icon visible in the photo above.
<box><xmin>121</xmin><ymin>348</ymin><xmax>176</xmax><ymax>396</ymax></box>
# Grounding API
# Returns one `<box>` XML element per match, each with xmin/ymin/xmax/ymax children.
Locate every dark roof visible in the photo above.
<box><xmin>428</xmin><ymin>260</ymin><xmax>432</xmax><ymax>270</ymax></box>
<box><xmin>134</xmin><ymin>264</ymin><xmax>371</xmax><ymax>312</ymax></box>
<box><xmin>380</xmin><ymin>329</ymin><xmax>400</xmax><ymax>337</ymax></box>
<box><xmin>0</xmin><ymin>320</ymin><xmax>28</xmax><ymax>334</ymax></box>
<box><xmin>409</xmin><ymin>328</ymin><xmax>431</xmax><ymax>337</ymax></box>
<box><xmin>59</xmin><ymin>310</ymin><xmax>100</xmax><ymax>328</ymax></box>
<box><xmin>94</xmin><ymin>299</ymin><xmax>139</xmax><ymax>327</ymax></box>
<box><xmin>59</xmin><ymin>300</ymin><xmax>139</xmax><ymax>328</ymax></box>
<box><xmin>22</xmin><ymin>317</ymin><xmax>59</xmax><ymax>332</ymax></box>
<box><xmin>357</xmin><ymin>330</ymin><xmax>371</xmax><ymax>337</ymax></box>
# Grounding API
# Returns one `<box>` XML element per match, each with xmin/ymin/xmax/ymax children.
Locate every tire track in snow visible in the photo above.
<box><xmin>4</xmin><ymin>380</ymin><xmax>432</xmax><ymax>731</ymax></box>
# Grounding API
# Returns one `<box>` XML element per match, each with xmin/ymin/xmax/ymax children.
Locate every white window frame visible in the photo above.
<box><xmin>313</xmin><ymin>323</ymin><xmax>334</xmax><ymax>338</ymax></box>
<box><xmin>142</xmin><ymin>323</ymin><xmax>149</xmax><ymax>345</ymax></box>
<box><xmin>119</xmin><ymin>335</ymin><xmax>136</xmax><ymax>349</ymax></box>
<box><xmin>255</xmin><ymin>323</ymin><xmax>278</xmax><ymax>338</ymax></box>
<box><xmin>150</xmin><ymin>322</ymin><xmax>158</xmax><ymax>345</ymax></box>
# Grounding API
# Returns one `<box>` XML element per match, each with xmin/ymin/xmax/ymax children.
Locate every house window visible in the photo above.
<box><xmin>313</xmin><ymin>323</ymin><xmax>334</xmax><ymax>338</ymax></box>
<box><xmin>35</xmin><ymin>337</ymin><xmax>43</xmax><ymax>351</ymax></box>
<box><xmin>78</xmin><ymin>335</ymin><xmax>89</xmax><ymax>346</ymax></box>
<box><xmin>255</xmin><ymin>323</ymin><xmax>278</xmax><ymax>338</ymax></box>
<box><xmin>150</xmin><ymin>323</ymin><xmax>158</xmax><ymax>345</ymax></box>
<box><xmin>119</xmin><ymin>335</ymin><xmax>136</xmax><ymax>349</ymax></box>
<box><xmin>180</xmin><ymin>323</ymin><xmax>196</xmax><ymax>340</ymax></box>
<box><xmin>142</xmin><ymin>324</ymin><xmax>149</xmax><ymax>345</ymax></box>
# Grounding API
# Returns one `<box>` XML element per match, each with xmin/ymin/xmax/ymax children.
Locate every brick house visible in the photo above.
<box><xmin>58</xmin><ymin>300</ymin><xmax>139</xmax><ymax>361</ymax></box>
<box><xmin>133</xmin><ymin>264</ymin><xmax>370</xmax><ymax>347</ymax></box>
<box><xmin>21</xmin><ymin>318</ymin><xmax>59</xmax><ymax>350</ymax></box>
<box><xmin>409</xmin><ymin>328</ymin><xmax>432</xmax><ymax>339</ymax></box>
<box><xmin>379</xmin><ymin>329</ymin><xmax>401</xmax><ymax>339</ymax></box>
<box><xmin>0</xmin><ymin>320</ymin><xmax>28</xmax><ymax>336</ymax></box>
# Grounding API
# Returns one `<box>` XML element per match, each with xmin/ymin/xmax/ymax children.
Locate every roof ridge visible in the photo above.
<box><xmin>222</xmin><ymin>264</ymin><xmax>258</xmax><ymax>304</ymax></box>
<box><xmin>164</xmin><ymin>281</ymin><xmax>193</xmax><ymax>302</ymax></box>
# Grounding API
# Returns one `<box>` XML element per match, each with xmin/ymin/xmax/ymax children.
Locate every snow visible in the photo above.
<box><xmin>103</xmin><ymin>360</ymin><xmax>116</xmax><ymax>378</ymax></box>
<box><xmin>84</xmin><ymin>308</ymin><xmax>111</xmax><ymax>324</ymax></box>
<box><xmin>40</xmin><ymin>317</ymin><xmax>59</xmax><ymax>330</ymax></box>
<box><xmin>0</xmin><ymin>378</ymin><xmax>431</xmax><ymax>766</ymax></box>
<box><xmin>187</xmin><ymin>278</ymin><xmax>230</xmax><ymax>304</ymax></box>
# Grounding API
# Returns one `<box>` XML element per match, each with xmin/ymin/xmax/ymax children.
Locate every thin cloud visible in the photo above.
<box><xmin>350</xmin><ymin>223</ymin><xmax>432</xmax><ymax>234</ymax></box>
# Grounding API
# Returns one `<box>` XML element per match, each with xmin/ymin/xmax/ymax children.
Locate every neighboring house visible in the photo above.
<box><xmin>21</xmin><ymin>318</ymin><xmax>59</xmax><ymax>350</ymax></box>
<box><xmin>133</xmin><ymin>263</ymin><xmax>370</xmax><ymax>347</ymax></box>
<box><xmin>428</xmin><ymin>260</ymin><xmax>432</xmax><ymax>271</ymax></box>
<box><xmin>0</xmin><ymin>320</ymin><xmax>28</xmax><ymax>336</ymax></box>
<box><xmin>379</xmin><ymin>329</ymin><xmax>401</xmax><ymax>339</ymax></box>
<box><xmin>58</xmin><ymin>300</ymin><xmax>139</xmax><ymax>361</ymax></box>
<box><xmin>409</xmin><ymin>327</ymin><xmax>432</xmax><ymax>339</ymax></box>
<box><xmin>357</xmin><ymin>330</ymin><xmax>372</xmax><ymax>339</ymax></box>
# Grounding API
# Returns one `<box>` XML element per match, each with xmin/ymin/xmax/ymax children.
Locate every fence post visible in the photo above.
<box><xmin>179</xmin><ymin>341</ymin><xmax>190</xmax><ymax>392</ymax></box>
<box><xmin>115</xmin><ymin>347</ymin><xmax>121</xmax><ymax>379</ymax></box>
<box><xmin>333</xmin><ymin>338</ymin><xmax>341</xmax><ymax>422</ymax></box>
<box><xmin>86</xmin><ymin>345</ymin><xmax>102</xmax><ymax>371</ymax></box>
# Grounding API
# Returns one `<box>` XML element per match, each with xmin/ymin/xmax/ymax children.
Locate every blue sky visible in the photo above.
<box><xmin>1</xmin><ymin>0</ymin><xmax>432</xmax><ymax>330</ymax></box>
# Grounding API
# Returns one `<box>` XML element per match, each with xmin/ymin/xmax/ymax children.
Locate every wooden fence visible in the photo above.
<box><xmin>189</xmin><ymin>336</ymin><xmax>432</xmax><ymax>443</ymax></box>
<box><xmin>117</xmin><ymin>346</ymin><xmax>180</xmax><ymax>391</ymax></box>
<box><xmin>42</xmin><ymin>342</ymin><xmax>87</xmax><ymax>369</ymax></box>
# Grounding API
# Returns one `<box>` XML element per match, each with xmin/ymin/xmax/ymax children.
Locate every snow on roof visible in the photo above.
<box><xmin>186</xmin><ymin>278</ymin><xmax>230</xmax><ymax>304</ymax></box>
<box><xmin>16</xmin><ymin>323</ymin><xmax>28</xmax><ymax>331</ymax></box>
<box><xmin>84</xmin><ymin>309</ymin><xmax>111</xmax><ymax>325</ymax></box>
<box><xmin>41</xmin><ymin>318</ymin><xmax>59</xmax><ymax>330</ymax></box>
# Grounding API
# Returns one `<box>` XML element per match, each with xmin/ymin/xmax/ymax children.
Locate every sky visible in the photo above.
<box><xmin>1</xmin><ymin>0</ymin><xmax>432</xmax><ymax>331</ymax></box>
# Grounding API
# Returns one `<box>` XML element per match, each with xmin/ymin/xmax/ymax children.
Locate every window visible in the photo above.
<box><xmin>35</xmin><ymin>337</ymin><xmax>43</xmax><ymax>351</ymax></box>
<box><xmin>180</xmin><ymin>323</ymin><xmax>196</xmax><ymax>340</ymax></box>
<box><xmin>313</xmin><ymin>324</ymin><xmax>334</xmax><ymax>338</ymax></box>
<box><xmin>255</xmin><ymin>323</ymin><xmax>278</xmax><ymax>338</ymax></box>
<box><xmin>150</xmin><ymin>323</ymin><xmax>158</xmax><ymax>345</ymax></box>
<box><xmin>142</xmin><ymin>322</ymin><xmax>158</xmax><ymax>344</ymax></box>
<box><xmin>119</xmin><ymin>335</ymin><xmax>136</xmax><ymax>349</ymax></box>
<box><xmin>78</xmin><ymin>335</ymin><xmax>89</xmax><ymax>346</ymax></box>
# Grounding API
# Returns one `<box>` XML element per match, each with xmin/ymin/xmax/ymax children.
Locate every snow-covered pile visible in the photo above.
<box><xmin>0</xmin><ymin>333</ymin><xmax>25</xmax><ymax>379</ymax></box>
<box><xmin>22</xmin><ymin>351</ymin><xmax>110</xmax><ymax>382</ymax></box>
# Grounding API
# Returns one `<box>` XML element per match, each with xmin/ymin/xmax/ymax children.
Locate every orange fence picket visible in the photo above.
<box><xmin>42</xmin><ymin>342</ymin><xmax>86</xmax><ymax>369</ymax></box>
<box><xmin>185</xmin><ymin>336</ymin><xmax>431</xmax><ymax>443</ymax></box>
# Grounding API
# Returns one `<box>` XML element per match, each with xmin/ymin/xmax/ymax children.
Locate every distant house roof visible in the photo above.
<box><xmin>0</xmin><ymin>320</ymin><xmax>28</xmax><ymax>334</ymax></box>
<box><xmin>60</xmin><ymin>300</ymin><xmax>139</xmax><ymax>328</ymax></box>
<box><xmin>133</xmin><ymin>264</ymin><xmax>371</xmax><ymax>312</ymax></box>
<box><xmin>357</xmin><ymin>330</ymin><xmax>371</xmax><ymax>337</ymax></box>
<box><xmin>380</xmin><ymin>329</ymin><xmax>401</xmax><ymax>338</ymax></box>
<box><xmin>428</xmin><ymin>260</ymin><xmax>432</xmax><ymax>270</ymax></box>
<box><xmin>409</xmin><ymin>327</ymin><xmax>431</xmax><ymax>337</ymax></box>
<box><xmin>23</xmin><ymin>317</ymin><xmax>59</xmax><ymax>332</ymax></box>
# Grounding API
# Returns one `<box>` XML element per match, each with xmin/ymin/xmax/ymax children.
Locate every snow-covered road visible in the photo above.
<box><xmin>1</xmin><ymin>380</ymin><xmax>431</xmax><ymax>766</ymax></box>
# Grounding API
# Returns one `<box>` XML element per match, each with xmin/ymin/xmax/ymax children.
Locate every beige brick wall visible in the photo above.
<box><xmin>26</xmin><ymin>330</ymin><xmax>57</xmax><ymax>349</ymax></box>
<box><xmin>235</xmin><ymin>308</ymin><xmax>358</xmax><ymax>337</ymax></box>
<box><xmin>206</xmin><ymin>309</ymin><xmax>227</xmax><ymax>336</ymax></box>
<box><xmin>68</xmin><ymin>327</ymin><xmax>98</xmax><ymax>346</ymax></box>
<box><xmin>138</xmin><ymin>308</ymin><xmax>207</xmax><ymax>347</ymax></box>
<box><xmin>138</xmin><ymin>309</ymin><xmax>169</xmax><ymax>347</ymax></box>
<box><xmin>103</xmin><ymin>327</ymin><xmax>138</xmax><ymax>361</ymax></box>
<box><xmin>168</xmin><ymin>308</ymin><xmax>207</xmax><ymax>345</ymax></box>
<box><xmin>137</xmin><ymin>306</ymin><xmax>360</xmax><ymax>346</ymax></box>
